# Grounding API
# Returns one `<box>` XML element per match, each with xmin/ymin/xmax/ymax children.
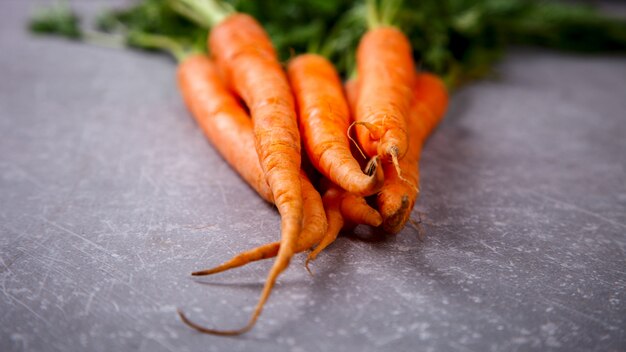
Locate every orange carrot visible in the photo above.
<box><xmin>195</xmin><ymin>177</ymin><xmax>382</xmax><ymax>276</ymax></box>
<box><xmin>305</xmin><ymin>180</ymin><xmax>382</xmax><ymax>270</ymax></box>
<box><xmin>288</xmin><ymin>54</ymin><xmax>383</xmax><ymax>196</ymax></box>
<box><xmin>200</xmin><ymin>13</ymin><xmax>302</xmax><ymax>335</ymax></box>
<box><xmin>191</xmin><ymin>170</ymin><xmax>327</xmax><ymax>276</ymax></box>
<box><xmin>354</xmin><ymin>25</ymin><xmax>415</xmax><ymax>176</ymax></box>
<box><xmin>174</xmin><ymin>48</ymin><xmax>303</xmax><ymax>334</ymax></box>
<box><xmin>177</xmin><ymin>54</ymin><xmax>326</xmax><ymax>265</ymax></box>
<box><xmin>341</xmin><ymin>192</ymin><xmax>382</xmax><ymax>227</ymax></box>
<box><xmin>377</xmin><ymin>73</ymin><xmax>449</xmax><ymax>234</ymax></box>
<box><xmin>177</xmin><ymin>55</ymin><xmax>272</xmax><ymax>202</ymax></box>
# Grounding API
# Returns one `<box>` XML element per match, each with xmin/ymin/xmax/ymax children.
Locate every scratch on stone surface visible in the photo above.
<box><xmin>83</xmin><ymin>291</ymin><xmax>95</xmax><ymax>316</ymax></box>
<box><xmin>102</xmin><ymin>219</ymin><xmax>116</xmax><ymax>233</ymax></box>
<box><xmin>136</xmin><ymin>252</ymin><xmax>147</xmax><ymax>269</ymax></box>
<box><xmin>6</xmin><ymin>162</ymin><xmax>45</xmax><ymax>189</ymax></box>
<box><xmin>66</xmin><ymin>243</ymin><xmax>160</xmax><ymax>306</ymax></box>
<box><xmin>68</xmin><ymin>243</ymin><xmax>120</xmax><ymax>277</ymax></box>
<box><xmin>6</xmin><ymin>291</ymin><xmax>50</xmax><ymax>325</ymax></box>
<box><xmin>140</xmin><ymin>165</ymin><xmax>160</xmax><ymax>194</ymax></box>
<box><xmin>0</xmin><ymin>255</ymin><xmax>14</xmax><ymax>275</ymax></box>
<box><xmin>36</xmin><ymin>266</ymin><xmax>52</xmax><ymax>298</ymax></box>
<box><xmin>541</xmin><ymin>296</ymin><xmax>617</xmax><ymax>331</ymax></box>
<box><xmin>528</xmin><ymin>190</ymin><xmax>626</xmax><ymax>230</ymax></box>
<box><xmin>42</xmin><ymin>217</ymin><xmax>119</xmax><ymax>257</ymax></box>
<box><xmin>478</xmin><ymin>240</ymin><xmax>503</xmax><ymax>256</ymax></box>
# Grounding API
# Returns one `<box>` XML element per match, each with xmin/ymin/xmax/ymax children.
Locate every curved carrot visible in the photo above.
<box><xmin>377</xmin><ymin>73</ymin><xmax>449</xmax><ymax>234</ymax></box>
<box><xmin>194</xmin><ymin>178</ymin><xmax>382</xmax><ymax>276</ymax></box>
<box><xmin>191</xmin><ymin>170</ymin><xmax>327</xmax><ymax>276</ymax></box>
<box><xmin>354</xmin><ymin>26</ymin><xmax>415</xmax><ymax>176</ymax></box>
<box><xmin>196</xmin><ymin>13</ymin><xmax>303</xmax><ymax>335</ymax></box>
<box><xmin>305</xmin><ymin>180</ymin><xmax>382</xmax><ymax>270</ymax></box>
<box><xmin>305</xmin><ymin>183</ymin><xmax>343</xmax><ymax>271</ymax></box>
<box><xmin>177</xmin><ymin>55</ymin><xmax>273</xmax><ymax>202</ymax></box>
<box><xmin>175</xmin><ymin>48</ymin><xmax>303</xmax><ymax>334</ymax></box>
<box><xmin>288</xmin><ymin>54</ymin><xmax>383</xmax><ymax>196</ymax></box>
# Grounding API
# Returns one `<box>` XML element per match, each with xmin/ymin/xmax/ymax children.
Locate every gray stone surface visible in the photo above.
<box><xmin>1</xmin><ymin>1</ymin><xmax>625</xmax><ymax>351</ymax></box>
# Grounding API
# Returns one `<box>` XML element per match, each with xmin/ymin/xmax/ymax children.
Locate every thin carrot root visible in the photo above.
<box><xmin>178</xmin><ymin>309</ymin><xmax>254</xmax><ymax>336</ymax></box>
<box><xmin>191</xmin><ymin>172</ymin><xmax>326</xmax><ymax>276</ymax></box>
<box><xmin>407</xmin><ymin>216</ymin><xmax>426</xmax><ymax>241</ymax></box>
<box><xmin>305</xmin><ymin>211</ymin><xmax>343</xmax><ymax>274</ymax></box>
<box><xmin>304</xmin><ymin>185</ymin><xmax>344</xmax><ymax>273</ymax></box>
<box><xmin>180</xmin><ymin>249</ymin><xmax>294</xmax><ymax>335</ymax></box>
<box><xmin>191</xmin><ymin>242</ymin><xmax>280</xmax><ymax>276</ymax></box>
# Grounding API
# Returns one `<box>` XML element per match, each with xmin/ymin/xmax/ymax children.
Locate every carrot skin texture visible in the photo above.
<box><xmin>288</xmin><ymin>54</ymin><xmax>382</xmax><ymax>196</ymax></box>
<box><xmin>176</xmin><ymin>53</ymin><xmax>313</xmax><ymax>335</ymax></box>
<box><xmin>177</xmin><ymin>55</ymin><xmax>273</xmax><ymax>202</ymax></box>
<box><xmin>341</xmin><ymin>193</ymin><xmax>382</xmax><ymax>227</ymax></box>
<box><xmin>205</xmin><ymin>14</ymin><xmax>303</xmax><ymax>334</ymax></box>
<box><xmin>355</xmin><ymin>27</ymin><xmax>415</xmax><ymax>161</ymax></box>
<box><xmin>377</xmin><ymin>73</ymin><xmax>449</xmax><ymax>234</ymax></box>
<box><xmin>210</xmin><ymin>13</ymin><xmax>302</xmax><ymax>252</ymax></box>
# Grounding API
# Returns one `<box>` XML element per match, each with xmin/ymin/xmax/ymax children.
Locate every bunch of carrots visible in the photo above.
<box><xmin>165</xmin><ymin>0</ymin><xmax>449</xmax><ymax>335</ymax></box>
<box><xmin>29</xmin><ymin>0</ymin><xmax>626</xmax><ymax>336</ymax></box>
<box><xmin>29</xmin><ymin>0</ymin><xmax>454</xmax><ymax>334</ymax></box>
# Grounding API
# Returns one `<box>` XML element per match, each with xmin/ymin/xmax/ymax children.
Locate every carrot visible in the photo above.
<box><xmin>177</xmin><ymin>54</ymin><xmax>327</xmax><ymax>273</ymax></box>
<box><xmin>377</xmin><ymin>73</ymin><xmax>449</xmax><ymax>234</ymax></box>
<box><xmin>170</xmin><ymin>1</ymin><xmax>305</xmax><ymax>334</ymax></box>
<box><xmin>287</xmin><ymin>54</ymin><xmax>383</xmax><ymax>197</ymax></box>
<box><xmin>353</xmin><ymin>1</ymin><xmax>416</xmax><ymax>178</ymax></box>
<box><xmin>172</xmin><ymin>48</ymin><xmax>298</xmax><ymax>335</ymax></box>
<box><xmin>341</xmin><ymin>192</ymin><xmax>382</xmax><ymax>227</ymax></box>
<box><xmin>305</xmin><ymin>183</ymin><xmax>344</xmax><ymax>271</ymax></box>
<box><xmin>196</xmin><ymin>176</ymin><xmax>382</xmax><ymax>276</ymax></box>
<box><xmin>209</xmin><ymin>14</ymin><xmax>305</xmax><ymax>334</ymax></box>
<box><xmin>305</xmin><ymin>180</ymin><xmax>382</xmax><ymax>270</ymax></box>
<box><xmin>343</xmin><ymin>79</ymin><xmax>360</xmax><ymax>116</ymax></box>
<box><xmin>177</xmin><ymin>55</ymin><xmax>273</xmax><ymax>202</ymax></box>
<box><xmin>190</xmin><ymin>169</ymin><xmax>327</xmax><ymax>276</ymax></box>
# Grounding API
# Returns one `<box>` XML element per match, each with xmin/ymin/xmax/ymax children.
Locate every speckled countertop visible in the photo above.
<box><xmin>1</xmin><ymin>1</ymin><xmax>625</xmax><ymax>351</ymax></box>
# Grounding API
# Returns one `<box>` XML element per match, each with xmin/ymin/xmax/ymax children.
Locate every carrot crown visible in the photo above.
<box><xmin>169</xmin><ymin>0</ymin><xmax>234</xmax><ymax>29</ymax></box>
<box><xmin>366</xmin><ymin>0</ymin><xmax>403</xmax><ymax>29</ymax></box>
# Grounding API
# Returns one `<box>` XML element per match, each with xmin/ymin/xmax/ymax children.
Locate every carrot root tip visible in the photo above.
<box><xmin>407</xmin><ymin>216</ymin><xmax>427</xmax><ymax>241</ymax></box>
<box><xmin>177</xmin><ymin>308</ymin><xmax>252</xmax><ymax>336</ymax></box>
<box><xmin>304</xmin><ymin>258</ymin><xmax>314</xmax><ymax>276</ymax></box>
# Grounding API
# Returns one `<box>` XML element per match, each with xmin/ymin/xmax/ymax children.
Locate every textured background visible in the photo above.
<box><xmin>1</xmin><ymin>1</ymin><xmax>625</xmax><ymax>351</ymax></box>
